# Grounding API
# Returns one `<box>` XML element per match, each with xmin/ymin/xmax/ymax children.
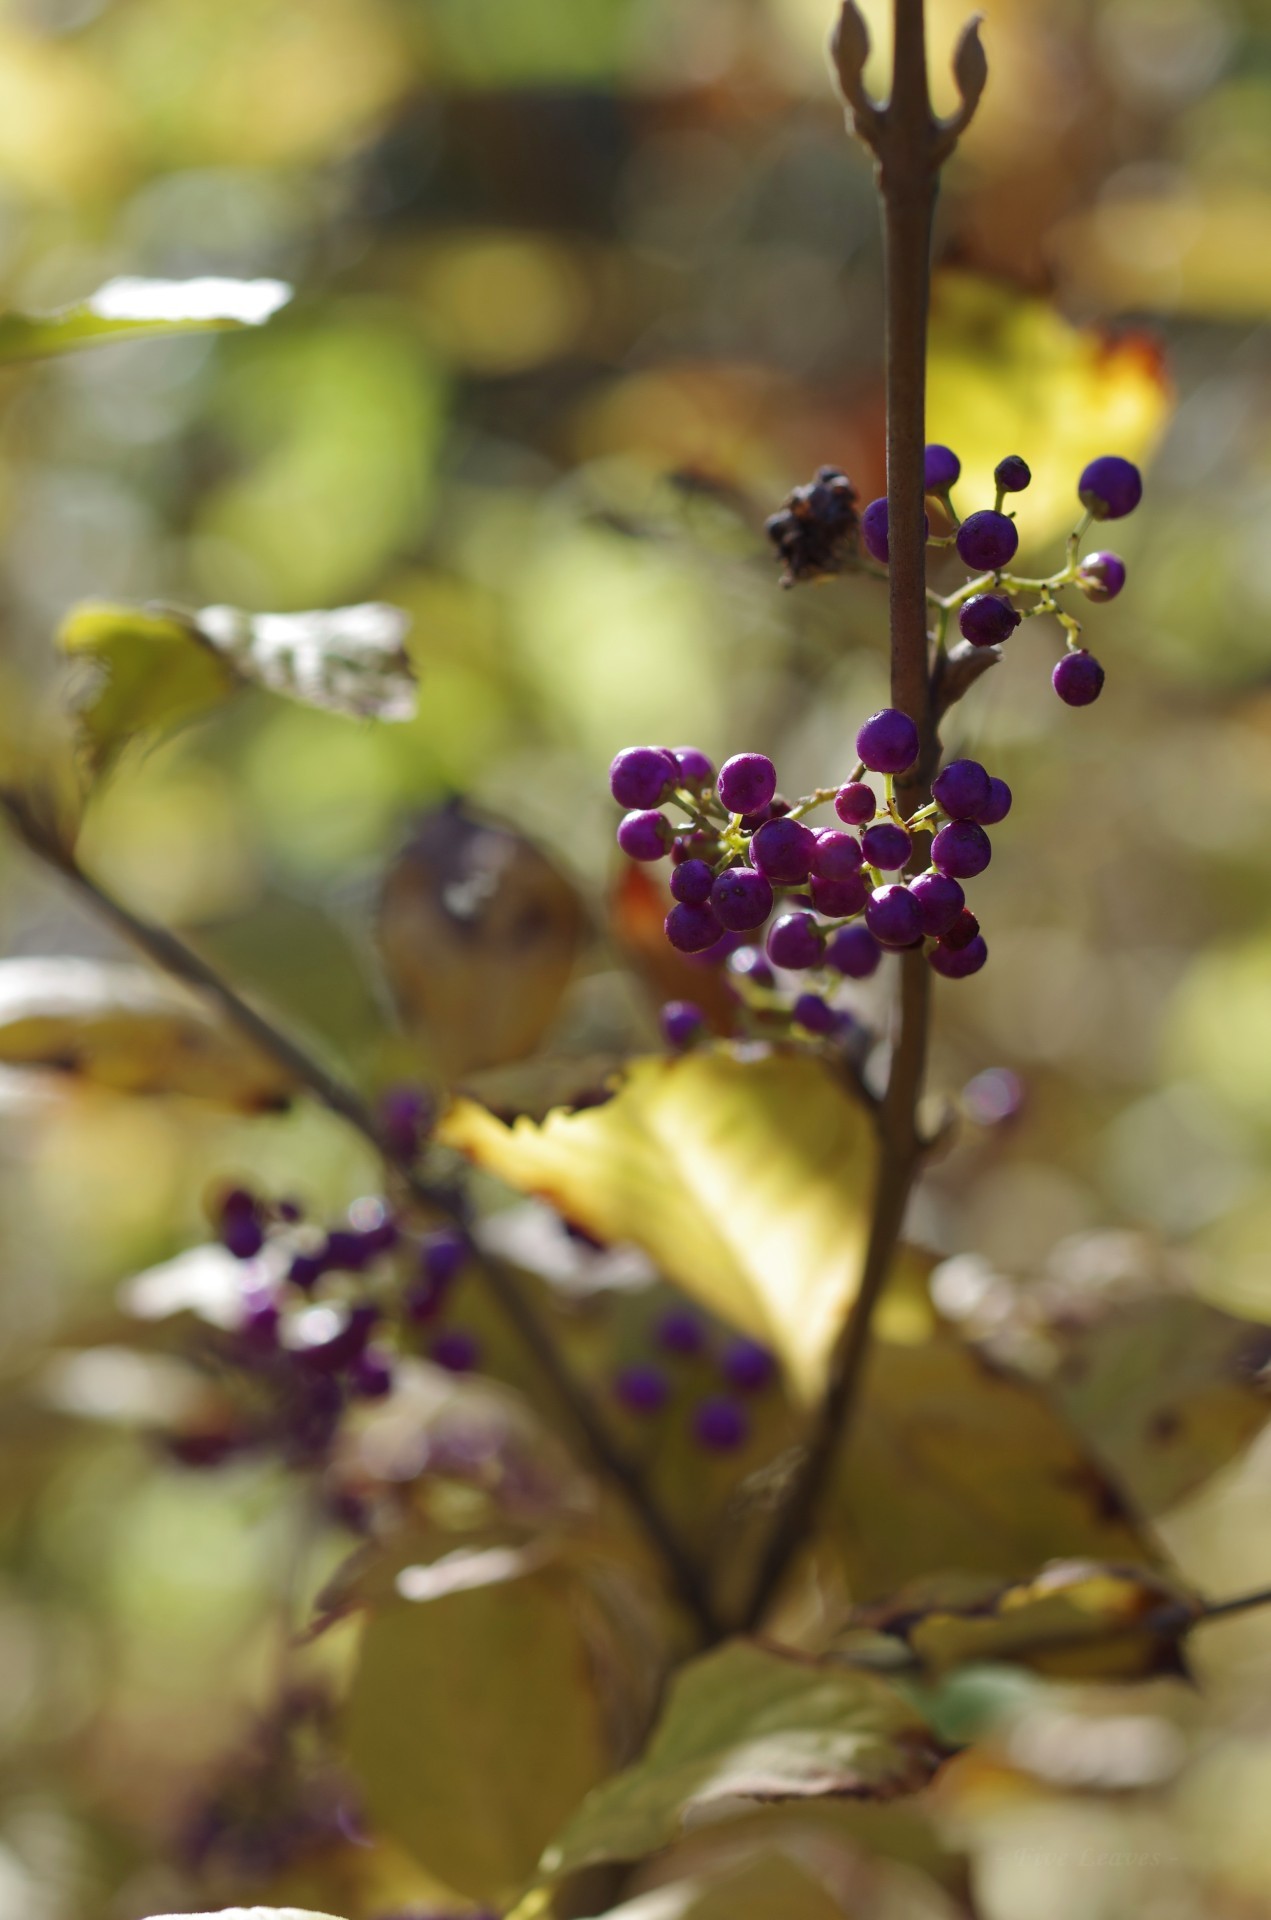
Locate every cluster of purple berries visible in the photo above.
<box><xmin>613</xmin><ymin>1304</ymin><xmax>776</xmax><ymax>1452</ymax></box>
<box><xmin>610</xmin><ymin>708</ymin><xmax>1007</xmax><ymax>1006</ymax></box>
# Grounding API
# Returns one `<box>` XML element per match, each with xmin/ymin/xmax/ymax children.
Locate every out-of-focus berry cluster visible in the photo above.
<box><xmin>612</xmin><ymin>1304</ymin><xmax>776</xmax><ymax>1453</ymax></box>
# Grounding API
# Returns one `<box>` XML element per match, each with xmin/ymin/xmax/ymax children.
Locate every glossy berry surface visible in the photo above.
<box><xmin>614</xmin><ymin>1362</ymin><xmax>670</xmax><ymax>1414</ymax></box>
<box><xmin>1053</xmin><ymin>650</ymin><xmax>1105</xmax><ymax>707</ymax></box>
<box><xmin>924</xmin><ymin>443</ymin><xmax>961</xmax><ymax>490</ymax></box>
<box><xmin>994</xmin><ymin>454</ymin><xmax>1031</xmax><ymax>492</ymax></box>
<box><xmin>856</xmin><ymin>708</ymin><xmax>919</xmax><ymax>775</ymax></box>
<box><xmin>910</xmin><ymin>869</ymin><xmax>965</xmax><ymax>936</ymax></box>
<box><xmin>711</xmin><ymin>867</ymin><xmax>773</xmax><ymax>931</ymax></box>
<box><xmin>666</xmin><ymin>901</ymin><xmax>723</xmax><ymax>953</ymax></box>
<box><xmin>811</xmin><ymin>831</ymin><xmax>863</xmax><ymax>880</ymax></box>
<box><xmin>669</xmin><ymin>858</ymin><xmax>713</xmax><ymax>904</ymax></box>
<box><xmin>860</xmin><ymin>497</ymin><xmax>890</xmax><ymax>563</ymax></box>
<box><xmin>766</xmin><ymin>911</ymin><xmax>824</xmax><ymax>970</ymax></box>
<box><xmin>793</xmin><ymin>992</ymin><xmax>842</xmax><ymax>1035</ymax></box>
<box><xmin>717</xmin><ymin>752</ymin><xmax>776</xmax><ymax>816</ymax></box>
<box><xmin>750</xmin><ymin>816</ymin><xmax>816</xmax><ymax>883</ymax></box>
<box><xmin>959</xmin><ymin>594</ymin><xmax>1020</xmax><ymax>648</ymax></box>
<box><xmin>661</xmin><ymin>1000</ymin><xmax>705</xmax><ymax>1049</ymax></box>
<box><xmin>1077</xmin><ymin>552</ymin><xmax>1126</xmax><ymax>602</ymax></box>
<box><xmin>693</xmin><ymin>1396</ymin><xmax>750</xmax><ymax>1451</ymax></box>
<box><xmin>810</xmin><ymin>872</ymin><xmax>868</xmax><ymax>917</ymax></box>
<box><xmin>826</xmin><ymin>922</ymin><xmax>882</xmax><ymax>977</ymax></box>
<box><xmin>1079</xmin><ymin>455</ymin><xmax>1142</xmax><ymax>521</ymax></box>
<box><xmin>610</xmin><ymin>746</ymin><xmax>676</xmax><ymax>809</ymax></box>
<box><xmin>861</xmin><ymin>822</ymin><xmax>911</xmax><ymax>870</ymax></box>
<box><xmin>956</xmin><ymin>510</ymin><xmax>1019</xmax><ymax>572</ymax></box>
<box><xmin>979</xmin><ymin>776</ymin><xmax>1012</xmax><ymax>825</ymax></box>
<box><xmin>721</xmin><ymin>1338</ymin><xmax>776</xmax><ymax>1393</ymax></box>
<box><xmin>931</xmin><ymin>820</ymin><xmax>992</xmax><ymax>879</ymax></box>
<box><xmin>674</xmin><ymin>746</ymin><xmax>714</xmax><ymax>786</ymax></box>
<box><xmin>865</xmin><ymin>884</ymin><xmax>923</xmax><ymax>949</ymax></box>
<box><xmin>618</xmin><ymin>809</ymin><xmax>672</xmax><ymax>861</ymax></box>
<box><xmin>834</xmin><ymin>782</ymin><xmax>876</xmax><ymax>826</ymax></box>
<box><xmin>932</xmin><ymin>758</ymin><xmax>991</xmax><ymax>821</ymax></box>
<box><xmin>931</xmin><ymin>933</ymin><xmax>989</xmax><ymax>978</ymax></box>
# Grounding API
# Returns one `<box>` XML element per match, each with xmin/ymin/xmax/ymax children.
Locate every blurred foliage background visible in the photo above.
<box><xmin>3</xmin><ymin>0</ymin><xmax>1271</xmax><ymax>1915</ymax></box>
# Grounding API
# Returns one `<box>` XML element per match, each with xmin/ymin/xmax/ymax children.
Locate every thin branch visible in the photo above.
<box><xmin>0</xmin><ymin>787</ymin><xmax>722</xmax><ymax>1641</ymax></box>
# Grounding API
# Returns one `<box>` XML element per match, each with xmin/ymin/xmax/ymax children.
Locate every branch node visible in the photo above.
<box><xmin>933</xmin><ymin>12</ymin><xmax>987</xmax><ymax>161</ymax></box>
<box><xmin>829</xmin><ymin>1</ymin><xmax>886</xmax><ymax>152</ymax></box>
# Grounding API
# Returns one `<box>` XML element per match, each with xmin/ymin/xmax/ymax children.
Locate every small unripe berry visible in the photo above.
<box><xmin>931</xmin><ymin>820</ymin><xmax>992</xmax><ymax>879</ymax></box>
<box><xmin>861</xmin><ymin>821</ymin><xmax>912</xmax><ymax>870</ymax></box>
<box><xmin>811</xmin><ymin>830</ymin><xmax>863</xmax><ymax>880</ymax></box>
<box><xmin>711</xmin><ymin>867</ymin><xmax>773</xmax><ymax>931</ymax></box>
<box><xmin>810</xmin><ymin>872</ymin><xmax>869</xmax><ymax>917</ymax></box>
<box><xmin>956</xmin><ymin>510</ymin><xmax>1019</xmax><ymax>572</ymax></box>
<box><xmin>674</xmin><ymin>746</ymin><xmax>714</xmax><ymax>786</ymax></box>
<box><xmin>856</xmin><ymin>708</ymin><xmax>919</xmax><ymax>775</ymax></box>
<box><xmin>1076</xmin><ymin>551</ymin><xmax>1126</xmax><ymax>602</ymax></box>
<box><xmin>910</xmin><ymin>869</ymin><xmax>965</xmax><ymax>936</ymax></box>
<box><xmin>666</xmin><ymin>901</ymin><xmax>723</xmax><ymax>953</ymax></box>
<box><xmin>618</xmin><ymin>809</ymin><xmax>672</xmax><ymax>861</ymax></box>
<box><xmin>1078</xmin><ymin>455</ymin><xmax>1141</xmax><ymax>521</ymax></box>
<box><xmin>1052</xmin><ymin>650</ymin><xmax>1105</xmax><ymax>707</ymax></box>
<box><xmin>959</xmin><ymin>594</ymin><xmax>1020</xmax><ymax>648</ymax></box>
<box><xmin>610</xmin><ymin>746</ymin><xmax>677</xmax><ymax>809</ymax></box>
<box><xmin>834</xmin><ymin>782</ymin><xmax>876</xmax><ymax>826</ymax></box>
<box><xmin>979</xmin><ymin>776</ymin><xmax>1012</xmax><ymax>825</ymax></box>
<box><xmin>669</xmin><ymin>858</ymin><xmax>713</xmax><ymax>904</ymax></box>
<box><xmin>693</xmin><ymin>1396</ymin><xmax>749</xmax><ymax>1451</ymax></box>
<box><xmin>994</xmin><ymin>454</ymin><xmax>1031</xmax><ymax>493</ymax></box>
<box><xmin>661</xmin><ymin>1000</ymin><xmax>705</xmax><ymax>1049</ymax></box>
<box><xmin>721</xmin><ymin>1337</ymin><xmax>776</xmax><ymax>1393</ymax></box>
<box><xmin>825</xmin><ymin>923</ymin><xmax>881</xmax><ymax>978</ymax></box>
<box><xmin>614</xmin><ymin>1362</ymin><xmax>670</xmax><ymax>1414</ymax></box>
<box><xmin>865</xmin><ymin>883</ymin><xmax>923</xmax><ymax>948</ymax></box>
<box><xmin>924</xmin><ymin>443</ymin><xmax>961</xmax><ymax>490</ymax></box>
<box><xmin>766</xmin><ymin>911</ymin><xmax>824</xmax><ymax>970</ymax></box>
<box><xmin>932</xmin><ymin>758</ymin><xmax>992</xmax><ymax>821</ymax></box>
<box><xmin>717</xmin><ymin>752</ymin><xmax>776</xmax><ymax>815</ymax></box>
<box><xmin>750</xmin><ymin>816</ymin><xmax>817</xmax><ymax>884</ymax></box>
<box><xmin>930</xmin><ymin>933</ymin><xmax>989</xmax><ymax>978</ymax></box>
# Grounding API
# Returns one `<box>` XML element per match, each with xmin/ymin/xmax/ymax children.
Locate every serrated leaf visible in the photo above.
<box><xmin>58</xmin><ymin>603</ymin><xmax>237</xmax><ymax>774</ymax></box>
<box><xmin>0</xmin><ymin>276</ymin><xmax>291</xmax><ymax>362</ymax></box>
<box><xmin>0</xmin><ymin>958</ymin><xmax>295</xmax><ymax>1109</ymax></box>
<box><xmin>539</xmin><ymin>1640</ymin><xmax>942</xmax><ymax>1881</ymax></box>
<box><xmin>440</xmin><ymin>1049</ymin><xmax>876</xmax><ymax>1403</ymax></box>
<box><xmin>196</xmin><ymin>601</ymin><xmax>416</xmax><ymax>720</ymax></box>
<box><xmin>345</xmin><ymin>1574</ymin><xmax>613</xmax><ymax>1905</ymax></box>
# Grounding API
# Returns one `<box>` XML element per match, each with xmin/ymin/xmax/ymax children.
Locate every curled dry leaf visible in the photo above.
<box><xmin>0</xmin><ymin>958</ymin><xmax>295</xmax><ymax>1109</ymax></box>
<box><xmin>379</xmin><ymin>801</ymin><xmax>588</xmax><ymax>1083</ymax></box>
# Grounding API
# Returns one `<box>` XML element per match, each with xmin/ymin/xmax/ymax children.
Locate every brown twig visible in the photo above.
<box><xmin>0</xmin><ymin>786</ymin><xmax>722</xmax><ymax>1641</ymax></box>
<box><xmin>742</xmin><ymin>0</ymin><xmax>984</xmax><ymax>1630</ymax></box>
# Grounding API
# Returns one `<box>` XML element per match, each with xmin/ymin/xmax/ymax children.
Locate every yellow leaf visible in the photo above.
<box><xmin>439</xmin><ymin>1049</ymin><xmax>876</xmax><ymax>1403</ymax></box>
<box><xmin>58</xmin><ymin>603</ymin><xmax>237</xmax><ymax>776</ymax></box>
<box><xmin>927</xmin><ymin>271</ymin><xmax>1171</xmax><ymax>548</ymax></box>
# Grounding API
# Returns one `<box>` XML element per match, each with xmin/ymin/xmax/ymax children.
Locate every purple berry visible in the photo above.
<box><xmin>674</xmin><ymin>746</ymin><xmax>714</xmax><ymax>786</ymax></box>
<box><xmin>793</xmin><ymin>992</ymin><xmax>843</xmax><ymax>1036</ymax></box>
<box><xmin>296</xmin><ymin>1302</ymin><xmax>379</xmax><ymax>1374</ymax></box>
<box><xmin>812</xmin><ymin>831</ymin><xmax>863</xmax><ymax>880</ymax></box>
<box><xmin>721</xmin><ymin>1338</ymin><xmax>776</xmax><ymax>1394</ymax></box>
<box><xmin>350</xmin><ymin>1350</ymin><xmax>394</xmax><ymax>1399</ymax></box>
<box><xmin>865</xmin><ymin>883</ymin><xmax>923</xmax><ymax>949</ymax></box>
<box><xmin>860</xmin><ymin>497</ymin><xmax>890</xmax><ymax>563</ymax></box>
<box><xmin>693</xmin><ymin>1396</ymin><xmax>749</xmax><ymax>1451</ymax></box>
<box><xmin>610</xmin><ymin>746</ymin><xmax>677</xmax><ymax>809</ymax></box>
<box><xmin>670</xmin><ymin>858</ymin><xmax>714</xmax><ymax>904</ymax></box>
<box><xmin>959</xmin><ymin>594</ymin><xmax>1020</xmax><ymax>648</ymax></box>
<box><xmin>614</xmin><ymin>1362</ymin><xmax>670</xmax><ymax>1414</ymax></box>
<box><xmin>834</xmin><ymin>782</ymin><xmax>877</xmax><ymax>826</ymax></box>
<box><xmin>1052</xmin><ymin>650</ymin><xmax>1105</xmax><ymax>707</ymax></box>
<box><xmin>405</xmin><ymin>1276</ymin><xmax>446</xmax><ymax>1323</ymax></box>
<box><xmin>666</xmin><ymin>901</ymin><xmax>723</xmax><ymax>953</ymax></box>
<box><xmin>750</xmin><ymin>816</ymin><xmax>817</xmax><ymax>884</ymax></box>
<box><xmin>288</xmin><ymin>1251</ymin><xmax>326</xmax><ymax>1292</ymax></box>
<box><xmin>711</xmin><ymin>867</ymin><xmax>773</xmax><ymax>932</ymax></box>
<box><xmin>979</xmin><ymin>777</ymin><xmax>1012</xmax><ymax>825</ymax></box>
<box><xmin>717</xmin><ymin>752</ymin><xmax>776</xmax><ymax>816</ymax></box>
<box><xmin>931</xmin><ymin>819</ymin><xmax>992</xmax><ymax>879</ymax></box>
<box><xmin>861</xmin><ymin>821</ymin><xmax>912</xmax><ymax>870</ymax></box>
<box><xmin>856</xmin><ymin>708</ymin><xmax>919</xmax><ymax>775</ymax></box>
<box><xmin>1078</xmin><ymin>455</ymin><xmax>1142</xmax><ymax>522</ymax></box>
<box><xmin>422</xmin><ymin>1228</ymin><xmax>469</xmax><ymax>1288</ymax></box>
<box><xmin>924</xmin><ymin>444</ymin><xmax>961</xmax><ymax>491</ymax></box>
<box><xmin>657</xmin><ymin>1307</ymin><xmax>705</xmax><ymax>1356</ymax></box>
<box><xmin>826</xmin><ymin>922</ymin><xmax>881</xmax><ymax>977</ymax></box>
<box><xmin>909</xmin><ymin>869</ymin><xmax>965</xmax><ymax>936</ymax></box>
<box><xmin>379</xmin><ymin>1083</ymin><xmax>433</xmax><ymax>1160</ymax></box>
<box><xmin>1076</xmin><ymin>552</ymin><xmax>1126</xmax><ymax>603</ymax></box>
<box><xmin>618</xmin><ymin>809</ymin><xmax>672</xmax><ymax>862</ymax></box>
<box><xmin>238</xmin><ymin>1291</ymin><xmax>280</xmax><ymax>1350</ymax></box>
<box><xmin>932</xmin><ymin>758</ymin><xmax>991</xmax><ymax>821</ymax></box>
<box><xmin>727</xmin><ymin>946</ymin><xmax>775</xmax><ymax>989</ymax></box>
<box><xmin>766</xmin><ymin>911</ymin><xmax>824</xmax><ymax>970</ymax></box>
<box><xmin>956</xmin><ymin>510</ymin><xmax>1019</xmax><ymax>572</ymax></box>
<box><xmin>430</xmin><ymin>1328</ymin><xmax>480</xmax><ymax>1373</ymax></box>
<box><xmin>942</xmin><ymin>907</ymin><xmax>981</xmax><ymax>951</ymax></box>
<box><xmin>810</xmin><ymin>872</ymin><xmax>869</xmax><ymax>917</ymax></box>
<box><xmin>930</xmin><ymin>934</ymin><xmax>989</xmax><ymax>978</ymax></box>
<box><xmin>661</xmin><ymin>1000</ymin><xmax>706</xmax><ymax>1049</ymax></box>
<box><xmin>994</xmin><ymin>454</ymin><xmax>1031</xmax><ymax>493</ymax></box>
<box><xmin>222</xmin><ymin>1211</ymin><xmax>265</xmax><ymax>1261</ymax></box>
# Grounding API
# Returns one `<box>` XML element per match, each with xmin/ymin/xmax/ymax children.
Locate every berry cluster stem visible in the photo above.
<box><xmin>0</xmin><ymin>788</ymin><xmax>722</xmax><ymax>1641</ymax></box>
<box><xmin>743</xmin><ymin>0</ymin><xmax>981</xmax><ymax>1630</ymax></box>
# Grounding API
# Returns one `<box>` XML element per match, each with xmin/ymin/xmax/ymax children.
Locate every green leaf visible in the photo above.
<box><xmin>440</xmin><ymin>1049</ymin><xmax>876</xmax><ymax>1402</ymax></box>
<box><xmin>59</xmin><ymin>603</ymin><xmax>237</xmax><ymax>774</ymax></box>
<box><xmin>0</xmin><ymin>958</ymin><xmax>296</xmax><ymax>1110</ymax></box>
<box><xmin>538</xmin><ymin>1640</ymin><xmax>943</xmax><ymax>1881</ymax></box>
<box><xmin>580</xmin><ymin>1852</ymin><xmax>847</xmax><ymax>1920</ymax></box>
<box><xmin>0</xmin><ymin>276</ymin><xmax>291</xmax><ymax>362</ymax></box>
<box><xmin>345</xmin><ymin>1573</ymin><xmax>614</xmax><ymax>1905</ymax></box>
